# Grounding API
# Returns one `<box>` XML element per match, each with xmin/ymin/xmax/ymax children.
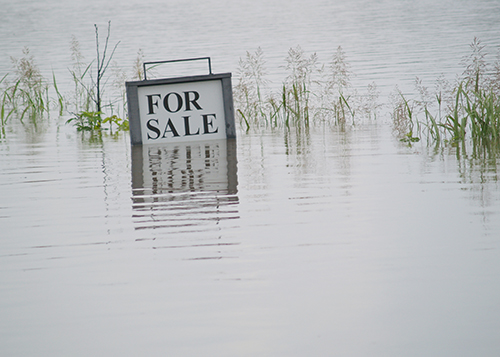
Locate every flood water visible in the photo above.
<box><xmin>1</xmin><ymin>0</ymin><xmax>500</xmax><ymax>356</ymax></box>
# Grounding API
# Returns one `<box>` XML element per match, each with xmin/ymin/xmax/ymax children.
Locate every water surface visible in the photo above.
<box><xmin>1</xmin><ymin>0</ymin><xmax>500</xmax><ymax>356</ymax></box>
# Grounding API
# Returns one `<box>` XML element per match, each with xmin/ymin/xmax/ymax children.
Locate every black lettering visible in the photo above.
<box><xmin>147</xmin><ymin>94</ymin><xmax>161</xmax><ymax>114</ymax></box>
<box><xmin>146</xmin><ymin>119</ymin><xmax>161</xmax><ymax>140</ymax></box>
<box><xmin>202</xmin><ymin>114</ymin><xmax>218</xmax><ymax>134</ymax></box>
<box><xmin>163</xmin><ymin>92</ymin><xmax>183</xmax><ymax>113</ymax></box>
<box><xmin>162</xmin><ymin>119</ymin><xmax>180</xmax><ymax>138</ymax></box>
<box><xmin>184</xmin><ymin>91</ymin><xmax>202</xmax><ymax>111</ymax></box>
<box><xmin>183</xmin><ymin>116</ymin><xmax>200</xmax><ymax>136</ymax></box>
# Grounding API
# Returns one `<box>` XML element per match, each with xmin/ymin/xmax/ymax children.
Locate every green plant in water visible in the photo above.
<box><xmin>390</xmin><ymin>87</ymin><xmax>420</xmax><ymax>143</ymax></box>
<box><xmin>0</xmin><ymin>73</ymin><xmax>12</xmax><ymax>125</ymax></box>
<box><xmin>400</xmin><ymin>131</ymin><xmax>420</xmax><ymax>144</ymax></box>
<box><xmin>93</xmin><ymin>21</ymin><xmax>120</xmax><ymax>114</ymax></box>
<box><xmin>69</xmin><ymin>21</ymin><xmax>120</xmax><ymax>114</ymax></box>
<box><xmin>103</xmin><ymin>114</ymin><xmax>129</xmax><ymax>131</ymax></box>
<box><xmin>66</xmin><ymin>111</ymin><xmax>129</xmax><ymax>132</ymax></box>
<box><xmin>1</xmin><ymin>47</ymin><xmax>50</xmax><ymax>126</ymax></box>
<box><xmin>318</xmin><ymin>46</ymin><xmax>355</xmax><ymax>124</ymax></box>
<box><xmin>0</xmin><ymin>24</ymin><xmax>134</xmax><ymax>136</ymax></box>
<box><xmin>52</xmin><ymin>71</ymin><xmax>64</xmax><ymax>116</ymax></box>
<box><xmin>67</xmin><ymin>21</ymin><xmax>128</xmax><ymax>133</ymax></box>
<box><xmin>390</xmin><ymin>38</ymin><xmax>500</xmax><ymax>156</ymax></box>
<box><xmin>280</xmin><ymin>46</ymin><xmax>316</xmax><ymax>127</ymax></box>
<box><xmin>234</xmin><ymin>47</ymin><xmax>269</xmax><ymax>128</ymax></box>
<box><xmin>66</xmin><ymin>111</ymin><xmax>103</xmax><ymax>131</ymax></box>
<box><xmin>234</xmin><ymin>45</ymin><xmax>377</xmax><ymax>129</ymax></box>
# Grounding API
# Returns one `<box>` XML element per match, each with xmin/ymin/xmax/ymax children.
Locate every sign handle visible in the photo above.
<box><xmin>143</xmin><ymin>57</ymin><xmax>212</xmax><ymax>80</ymax></box>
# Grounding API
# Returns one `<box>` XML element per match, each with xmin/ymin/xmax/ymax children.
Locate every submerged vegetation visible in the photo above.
<box><xmin>1</xmin><ymin>31</ymin><xmax>500</xmax><ymax>158</ymax></box>
<box><xmin>0</xmin><ymin>21</ymin><xmax>130</xmax><ymax>138</ymax></box>
<box><xmin>391</xmin><ymin>38</ymin><xmax>500</xmax><ymax>156</ymax></box>
<box><xmin>66</xmin><ymin>21</ymin><xmax>128</xmax><ymax>134</ymax></box>
<box><xmin>0</xmin><ymin>47</ymin><xmax>53</xmax><ymax>127</ymax></box>
<box><xmin>234</xmin><ymin>46</ymin><xmax>380</xmax><ymax>130</ymax></box>
<box><xmin>233</xmin><ymin>38</ymin><xmax>500</xmax><ymax>159</ymax></box>
<box><xmin>66</xmin><ymin>111</ymin><xmax>128</xmax><ymax>132</ymax></box>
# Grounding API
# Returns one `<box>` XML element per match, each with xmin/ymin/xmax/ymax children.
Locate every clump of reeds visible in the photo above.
<box><xmin>234</xmin><ymin>46</ymin><xmax>380</xmax><ymax>129</ymax></box>
<box><xmin>0</xmin><ymin>47</ymin><xmax>52</xmax><ymax>126</ymax></box>
<box><xmin>279</xmin><ymin>46</ymin><xmax>317</xmax><ymax>127</ymax></box>
<box><xmin>234</xmin><ymin>47</ymin><xmax>270</xmax><ymax>129</ymax></box>
<box><xmin>0</xmin><ymin>22</ymin><xmax>143</xmax><ymax>139</ymax></box>
<box><xmin>390</xmin><ymin>86</ymin><xmax>420</xmax><ymax>145</ymax></box>
<box><xmin>392</xmin><ymin>38</ymin><xmax>500</xmax><ymax>154</ymax></box>
<box><xmin>316</xmin><ymin>46</ymin><xmax>353</xmax><ymax>125</ymax></box>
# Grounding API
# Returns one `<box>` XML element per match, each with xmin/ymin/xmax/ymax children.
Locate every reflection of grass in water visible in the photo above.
<box><xmin>234</xmin><ymin>46</ymin><xmax>380</xmax><ymax>130</ymax></box>
<box><xmin>391</xmin><ymin>38</ymin><xmax>500</xmax><ymax>158</ymax></box>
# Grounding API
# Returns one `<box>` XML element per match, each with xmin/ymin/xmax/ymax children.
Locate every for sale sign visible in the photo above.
<box><xmin>126</xmin><ymin>72</ymin><xmax>235</xmax><ymax>145</ymax></box>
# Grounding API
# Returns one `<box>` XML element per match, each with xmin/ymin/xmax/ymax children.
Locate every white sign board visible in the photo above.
<box><xmin>127</xmin><ymin>73</ymin><xmax>235</xmax><ymax>145</ymax></box>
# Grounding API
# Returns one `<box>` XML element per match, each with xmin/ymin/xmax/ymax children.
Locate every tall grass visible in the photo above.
<box><xmin>280</xmin><ymin>46</ymin><xmax>317</xmax><ymax>127</ymax></box>
<box><xmin>1</xmin><ymin>22</ymin><xmax>133</xmax><ymax>137</ymax></box>
<box><xmin>234</xmin><ymin>46</ymin><xmax>380</xmax><ymax>130</ymax></box>
<box><xmin>391</xmin><ymin>38</ymin><xmax>500</xmax><ymax>155</ymax></box>
<box><xmin>390</xmin><ymin>87</ymin><xmax>420</xmax><ymax>145</ymax></box>
<box><xmin>66</xmin><ymin>22</ymin><xmax>133</xmax><ymax>134</ymax></box>
<box><xmin>1</xmin><ymin>47</ymin><xmax>50</xmax><ymax>126</ymax></box>
<box><xmin>67</xmin><ymin>21</ymin><xmax>120</xmax><ymax>119</ymax></box>
<box><xmin>234</xmin><ymin>47</ymin><xmax>269</xmax><ymax>129</ymax></box>
<box><xmin>69</xmin><ymin>35</ymin><xmax>93</xmax><ymax>114</ymax></box>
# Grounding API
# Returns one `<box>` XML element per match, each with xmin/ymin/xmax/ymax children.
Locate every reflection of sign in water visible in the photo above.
<box><xmin>131</xmin><ymin>139</ymin><xmax>238</xmax><ymax>232</ymax></box>
<box><xmin>126</xmin><ymin>73</ymin><xmax>235</xmax><ymax>145</ymax></box>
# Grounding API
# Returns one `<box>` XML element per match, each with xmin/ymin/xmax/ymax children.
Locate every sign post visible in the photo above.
<box><xmin>126</xmin><ymin>58</ymin><xmax>235</xmax><ymax>145</ymax></box>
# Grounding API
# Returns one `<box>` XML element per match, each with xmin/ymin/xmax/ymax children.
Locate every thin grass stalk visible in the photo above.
<box><xmin>339</xmin><ymin>92</ymin><xmax>354</xmax><ymax>124</ymax></box>
<box><xmin>1</xmin><ymin>94</ymin><xmax>6</xmax><ymax>124</ymax></box>
<box><xmin>268</xmin><ymin>97</ymin><xmax>282</xmax><ymax>127</ymax></box>
<box><xmin>237</xmin><ymin>109</ymin><xmax>250</xmax><ymax>131</ymax></box>
<box><xmin>3</xmin><ymin>98</ymin><xmax>16</xmax><ymax>123</ymax></box>
<box><xmin>484</xmin><ymin>91</ymin><xmax>500</xmax><ymax>140</ymax></box>
<box><xmin>0</xmin><ymin>74</ymin><xmax>7</xmax><ymax>124</ymax></box>
<box><xmin>0</xmin><ymin>101</ymin><xmax>3</xmax><ymax>125</ymax></box>
<box><xmin>303</xmin><ymin>82</ymin><xmax>310</xmax><ymax>127</ymax></box>
<box><xmin>94</xmin><ymin>21</ymin><xmax>120</xmax><ymax>114</ymax></box>
<box><xmin>255</xmin><ymin>85</ymin><xmax>268</xmax><ymax>125</ymax></box>
<box><xmin>423</xmin><ymin>107</ymin><xmax>441</xmax><ymax>142</ymax></box>
<box><xmin>0</xmin><ymin>73</ymin><xmax>7</xmax><ymax>86</ymax></box>
<box><xmin>444</xmin><ymin>83</ymin><xmax>465</xmax><ymax>141</ymax></box>
<box><xmin>282</xmin><ymin>85</ymin><xmax>289</xmax><ymax>128</ymax></box>
<box><xmin>52</xmin><ymin>72</ymin><xmax>64</xmax><ymax>115</ymax></box>
<box><xmin>10</xmin><ymin>80</ymin><xmax>21</xmax><ymax>109</ymax></box>
<box><xmin>292</xmin><ymin>84</ymin><xmax>300</xmax><ymax>126</ymax></box>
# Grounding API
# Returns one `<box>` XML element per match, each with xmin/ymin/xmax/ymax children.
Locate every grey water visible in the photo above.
<box><xmin>1</xmin><ymin>0</ymin><xmax>500</xmax><ymax>356</ymax></box>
